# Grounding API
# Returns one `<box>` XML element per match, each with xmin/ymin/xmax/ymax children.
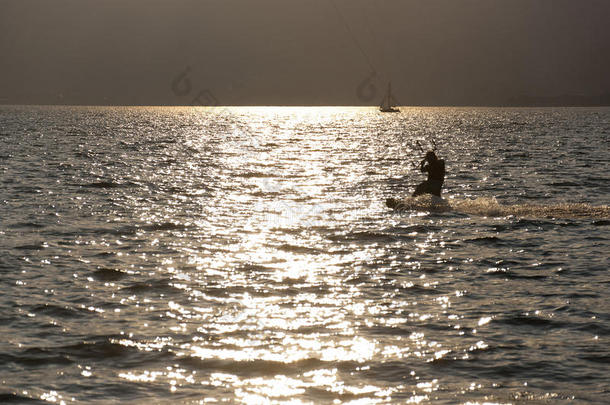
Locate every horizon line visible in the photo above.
<box><xmin>3</xmin><ymin>103</ymin><xmax>610</xmax><ymax>108</ymax></box>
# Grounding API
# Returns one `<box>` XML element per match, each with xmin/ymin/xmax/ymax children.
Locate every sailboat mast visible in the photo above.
<box><xmin>380</xmin><ymin>81</ymin><xmax>399</xmax><ymax>112</ymax></box>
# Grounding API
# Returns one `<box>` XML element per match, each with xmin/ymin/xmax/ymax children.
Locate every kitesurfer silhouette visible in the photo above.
<box><xmin>412</xmin><ymin>150</ymin><xmax>445</xmax><ymax>197</ymax></box>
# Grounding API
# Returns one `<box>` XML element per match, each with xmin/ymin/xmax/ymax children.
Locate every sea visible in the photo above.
<box><xmin>1</xmin><ymin>105</ymin><xmax>609</xmax><ymax>404</ymax></box>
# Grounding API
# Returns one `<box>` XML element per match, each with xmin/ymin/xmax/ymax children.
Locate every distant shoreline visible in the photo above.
<box><xmin>2</xmin><ymin>94</ymin><xmax>610</xmax><ymax>108</ymax></box>
<box><xmin>2</xmin><ymin>103</ymin><xmax>610</xmax><ymax>108</ymax></box>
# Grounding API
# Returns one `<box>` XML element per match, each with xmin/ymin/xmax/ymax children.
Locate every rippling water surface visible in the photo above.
<box><xmin>1</xmin><ymin>106</ymin><xmax>609</xmax><ymax>404</ymax></box>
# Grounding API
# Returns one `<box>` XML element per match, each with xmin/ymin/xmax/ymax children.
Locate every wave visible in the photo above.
<box><xmin>80</xmin><ymin>181</ymin><xmax>140</xmax><ymax>189</ymax></box>
<box><xmin>120</xmin><ymin>278</ymin><xmax>183</xmax><ymax>295</ymax></box>
<box><xmin>91</xmin><ymin>268</ymin><xmax>128</xmax><ymax>282</ymax></box>
<box><xmin>388</xmin><ymin>195</ymin><xmax>610</xmax><ymax>219</ymax></box>
<box><xmin>0</xmin><ymin>393</ymin><xmax>44</xmax><ymax>403</ymax></box>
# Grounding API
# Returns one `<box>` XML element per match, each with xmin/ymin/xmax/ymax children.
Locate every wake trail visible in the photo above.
<box><xmin>389</xmin><ymin>195</ymin><xmax>610</xmax><ymax>219</ymax></box>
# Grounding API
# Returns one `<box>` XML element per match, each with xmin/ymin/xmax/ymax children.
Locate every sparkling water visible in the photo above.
<box><xmin>1</xmin><ymin>106</ymin><xmax>608</xmax><ymax>403</ymax></box>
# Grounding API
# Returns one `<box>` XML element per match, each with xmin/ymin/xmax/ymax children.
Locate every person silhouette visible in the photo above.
<box><xmin>412</xmin><ymin>151</ymin><xmax>445</xmax><ymax>197</ymax></box>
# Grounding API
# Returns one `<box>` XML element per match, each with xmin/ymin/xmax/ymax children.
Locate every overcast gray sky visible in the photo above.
<box><xmin>1</xmin><ymin>0</ymin><xmax>610</xmax><ymax>105</ymax></box>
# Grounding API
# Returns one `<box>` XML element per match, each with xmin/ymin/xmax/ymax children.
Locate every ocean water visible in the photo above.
<box><xmin>0</xmin><ymin>105</ymin><xmax>608</xmax><ymax>404</ymax></box>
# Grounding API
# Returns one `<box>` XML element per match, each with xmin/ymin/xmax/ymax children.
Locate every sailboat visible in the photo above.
<box><xmin>379</xmin><ymin>82</ymin><xmax>399</xmax><ymax>113</ymax></box>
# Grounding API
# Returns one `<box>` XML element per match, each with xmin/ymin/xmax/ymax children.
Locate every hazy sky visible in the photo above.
<box><xmin>1</xmin><ymin>0</ymin><xmax>610</xmax><ymax>105</ymax></box>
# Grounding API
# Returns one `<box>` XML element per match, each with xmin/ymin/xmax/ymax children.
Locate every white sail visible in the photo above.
<box><xmin>380</xmin><ymin>82</ymin><xmax>399</xmax><ymax>112</ymax></box>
